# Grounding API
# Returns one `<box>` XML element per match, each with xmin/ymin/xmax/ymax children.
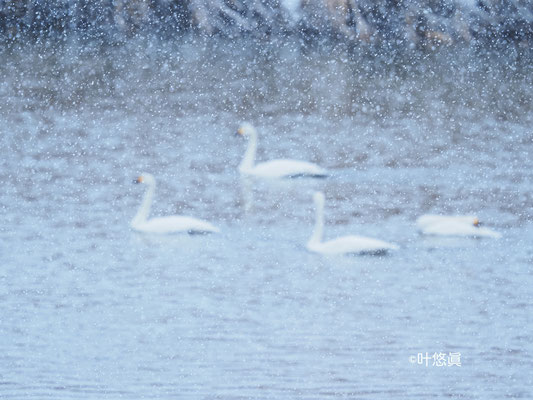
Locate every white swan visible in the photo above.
<box><xmin>306</xmin><ymin>192</ymin><xmax>398</xmax><ymax>255</ymax></box>
<box><xmin>237</xmin><ymin>123</ymin><xmax>327</xmax><ymax>178</ymax></box>
<box><xmin>131</xmin><ymin>173</ymin><xmax>219</xmax><ymax>234</ymax></box>
<box><xmin>416</xmin><ymin>214</ymin><xmax>501</xmax><ymax>238</ymax></box>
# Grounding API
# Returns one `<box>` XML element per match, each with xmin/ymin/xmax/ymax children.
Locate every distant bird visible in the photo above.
<box><xmin>131</xmin><ymin>173</ymin><xmax>219</xmax><ymax>234</ymax></box>
<box><xmin>306</xmin><ymin>192</ymin><xmax>398</xmax><ymax>255</ymax></box>
<box><xmin>416</xmin><ymin>214</ymin><xmax>501</xmax><ymax>238</ymax></box>
<box><xmin>236</xmin><ymin>123</ymin><xmax>327</xmax><ymax>178</ymax></box>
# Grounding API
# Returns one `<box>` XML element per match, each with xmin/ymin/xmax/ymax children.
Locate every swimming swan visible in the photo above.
<box><xmin>236</xmin><ymin>123</ymin><xmax>327</xmax><ymax>178</ymax></box>
<box><xmin>131</xmin><ymin>173</ymin><xmax>219</xmax><ymax>234</ymax></box>
<box><xmin>416</xmin><ymin>214</ymin><xmax>501</xmax><ymax>238</ymax></box>
<box><xmin>306</xmin><ymin>192</ymin><xmax>398</xmax><ymax>255</ymax></box>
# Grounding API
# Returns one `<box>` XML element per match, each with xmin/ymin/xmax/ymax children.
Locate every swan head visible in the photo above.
<box><xmin>460</xmin><ymin>216</ymin><xmax>481</xmax><ymax>227</ymax></box>
<box><xmin>134</xmin><ymin>172</ymin><xmax>155</xmax><ymax>186</ymax></box>
<box><xmin>236</xmin><ymin>122</ymin><xmax>256</xmax><ymax>138</ymax></box>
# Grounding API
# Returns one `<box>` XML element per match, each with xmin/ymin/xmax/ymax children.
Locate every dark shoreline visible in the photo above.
<box><xmin>1</xmin><ymin>0</ymin><xmax>532</xmax><ymax>49</ymax></box>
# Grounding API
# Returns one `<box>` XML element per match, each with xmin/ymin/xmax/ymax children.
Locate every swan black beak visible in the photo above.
<box><xmin>133</xmin><ymin>176</ymin><xmax>143</xmax><ymax>184</ymax></box>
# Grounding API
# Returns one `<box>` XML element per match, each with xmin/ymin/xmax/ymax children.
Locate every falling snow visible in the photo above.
<box><xmin>1</xmin><ymin>2</ymin><xmax>532</xmax><ymax>399</ymax></box>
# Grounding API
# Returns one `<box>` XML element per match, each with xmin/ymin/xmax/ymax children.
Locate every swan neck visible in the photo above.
<box><xmin>239</xmin><ymin>129</ymin><xmax>257</xmax><ymax>172</ymax></box>
<box><xmin>308</xmin><ymin>199</ymin><xmax>324</xmax><ymax>246</ymax></box>
<box><xmin>132</xmin><ymin>181</ymin><xmax>154</xmax><ymax>226</ymax></box>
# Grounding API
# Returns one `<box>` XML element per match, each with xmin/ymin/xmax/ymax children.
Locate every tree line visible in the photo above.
<box><xmin>1</xmin><ymin>0</ymin><xmax>532</xmax><ymax>46</ymax></box>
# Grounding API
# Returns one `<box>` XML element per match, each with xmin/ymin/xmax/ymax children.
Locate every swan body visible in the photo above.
<box><xmin>131</xmin><ymin>173</ymin><xmax>219</xmax><ymax>234</ymax></box>
<box><xmin>132</xmin><ymin>215</ymin><xmax>219</xmax><ymax>235</ymax></box>
<box><xmin>416</xmin><ymin>214</ymin><xmax>501</xmax><ymax>238</ymax></box>
<box><xmin>306</xmin><ymin>192</ymin><xmax>398</xmax><ymax>255</ymax></box>
<box><xmin>308</xmin><ymin>235</ymin><xmax>399</xmax><ymax>255</ymax></box>
<box><xmin>237</xmin><ymin>123</ymin><xmax>327</xmax><ymax>178</ymax></box>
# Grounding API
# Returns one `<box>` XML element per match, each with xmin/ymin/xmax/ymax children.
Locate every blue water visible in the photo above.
<box><xmin>0</xmin><ymin>38</ymin><xmax>532</xmax><ymax>398</ymax></box>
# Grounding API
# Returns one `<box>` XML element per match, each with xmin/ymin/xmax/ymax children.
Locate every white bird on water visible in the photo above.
<box><xmin>416</xmin><ymin>214</ymin><xmax>501</xmax><ymax>238</ymax></box>
<box><xmin>131</xmin><ymin>173</ymin><xmax>219</xmax><ymax>234</ymax></box>
<box><xmin>306</xmin><ymin>192</ymin><xmax>398</xmax><ymax>255</ymax></box>
<box><xmin>236</xmin><ymin>123</ymin><xmax>327</xmax><ymax>179</ymax></box>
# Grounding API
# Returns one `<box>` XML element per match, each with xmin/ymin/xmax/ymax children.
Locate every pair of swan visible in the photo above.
<box><xmin>130</xmin><ymin>175</ymin><xmax>397</xmax><ymax>254</ymax></box>
<box><xmin>306</xmin><ymin>192</ymin><xmax>502</xmax><ymax>255</ymax></box>
<box><xmin>132</xmin><ymin>123</ymin><xmax>320</xmax><ymax>234</ymax></box>
<box><xmin>130</xmin><ymin>123</ymin><xmax>326</xmax><ymax>234</ymax></box>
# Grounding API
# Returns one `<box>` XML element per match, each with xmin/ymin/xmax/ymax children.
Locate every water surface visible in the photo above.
<box><xmin>0</xmin><ymin>38</ymin><xmax>532</xmax><ymax>398</ymax></box>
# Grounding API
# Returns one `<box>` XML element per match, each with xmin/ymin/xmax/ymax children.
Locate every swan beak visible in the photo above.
<box><xmin>473</xmin><ymin>218</ymin><xmax>480</xmax><ymax>227</ymax></box>
<box><xmin>134</xmin><ymin>176</ymin><xmax>143</xmax><ymax>184</ymax></box>
<box><xmin>236</xmin><ymin>127</ymin><xmax>244</xmax><ymax>136</ymax></box>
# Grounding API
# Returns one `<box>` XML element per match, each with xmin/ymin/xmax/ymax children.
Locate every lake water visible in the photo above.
<box><xmin>1</xmin><ymin>37</ymin><xmax>532</xmax><ymax>398</ymax></box>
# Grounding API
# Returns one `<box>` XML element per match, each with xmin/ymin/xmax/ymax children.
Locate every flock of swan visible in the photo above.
<box><xmin>131</xmin><ymin>123</ymin><xmax>502</xmax><ymax>255</ymax></box>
